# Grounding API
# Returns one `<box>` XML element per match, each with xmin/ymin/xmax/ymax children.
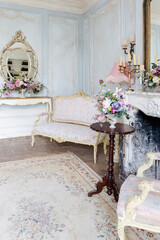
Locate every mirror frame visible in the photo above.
<box><xmin>143</xmin><ymin>0</ymin><xmax>152</xmax><ymax>72</ymax></box>
<box><xmin>0</xmin><ymin>30</ymin><xmax>38</xmax><ymax>81</ymax></box>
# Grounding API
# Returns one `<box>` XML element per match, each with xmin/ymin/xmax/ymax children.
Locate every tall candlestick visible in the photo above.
<box><xmin>138</xmin><ymin>55</ymin><xmax>140</xmax><ymax>65</ymax></box>
<box><xmin>120</xmin><ymin>56</ymin><xmax>122</xmax><ymax>66</ymax></box>
<box><xmin>155</xmin><ymin>56</ymin><xmax>157</xmax><ymax>65</ymax></box>
<box><xmin>140</xmin><ymin>65</ymin><xmax>144</xmax><ymax>71</ymax></box>
<box><xmin>128</xmin><ymin>52</ymin><xmax>131</xmax><ymax>62</ymax></box>
<box><xmin>130</xmin><ymin>34</ymin><xmax>135</xmax><ymax>42</ymax></box>
<box><xmin>123</xmin><ymin>57</ymin><xmax>125</xmax><ymax>67</ymax></box>
<box><xmin>122</xmin><ymin>38</ymin><xmax>127</xmax><ymax>47</ymax></box>
<box><xmin>133</xmin><ymin>54</ymin><xmax>136</xmax><ymax>65</ymax></box>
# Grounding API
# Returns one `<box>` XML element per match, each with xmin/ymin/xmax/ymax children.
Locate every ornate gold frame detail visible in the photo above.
<box><xmin>143</xmin><ymin>0</ymin><xmax>152</xmax><ymax>72</ymax></box>
<box><xmin>0</xmin><ymin>30</ymin><xmax>38</xmax><ymax>81</ymax></box>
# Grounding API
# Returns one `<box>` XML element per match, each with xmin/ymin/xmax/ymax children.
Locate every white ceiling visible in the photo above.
<box><xmin>0</xmin><ymin>0</ymin><xmax>102</xmax><ymax>14</ymax></box>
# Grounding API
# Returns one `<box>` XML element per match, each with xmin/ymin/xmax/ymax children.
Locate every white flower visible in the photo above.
<box><xmin>19</xmin><ymin>81</ymin><xmax>24</xmax><ymax>86</ymax></box>
<box><xmin>103</xmin><ymin>98</ymin><xmax>111</xmax><ymax>109</ymax></box>
<box><xmin>152</xmin><ymin>76</ymin><xmax>160</xmax><ymax>84</ymax></box>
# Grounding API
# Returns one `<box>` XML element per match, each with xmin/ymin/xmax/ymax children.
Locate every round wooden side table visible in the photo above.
<box><xmin>88</xmin><ymin>122</ymin><xmax>135</xmax><ymax>202</ymax></box>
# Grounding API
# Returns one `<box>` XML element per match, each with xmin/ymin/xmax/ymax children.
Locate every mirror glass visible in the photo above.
<box><xmin>0</xmin><ymin>31</ymin><xmax>38</xmax><ymax>81</ymax></box>
<box><xmin>151</xmin><ymin>0</ymin><xmax>160</xmax><ymax>64</ymax></box>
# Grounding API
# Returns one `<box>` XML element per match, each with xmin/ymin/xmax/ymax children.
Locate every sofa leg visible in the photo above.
<box><xmin>118</xmin><ymin>222</ymin><xmax>125</xmax><ymax>240</ymax></box>
<box><xmin>31</xmin><ymin>133</ymin><xmax>35</xmax><ymax>147</ymax></box>
<box><xmin>94</xmin><ymin>145</ymin><xmax>97</xmax><ymax>164</ymax></box>
<box><xmin>104</xmin><ymin>136</ymin><xmax>107</xmax><ymax>154</ymax></box>
<box><xmin>50</xmin><ymin>138</ymin><xmax>53</xmax><ymax>142</ymax></box>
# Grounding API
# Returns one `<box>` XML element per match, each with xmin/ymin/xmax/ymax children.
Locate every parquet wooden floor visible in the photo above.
<box><xmin>0</xmin><ymin>136</ymin><xmax>121</xmax><ymax>188</ymax></box>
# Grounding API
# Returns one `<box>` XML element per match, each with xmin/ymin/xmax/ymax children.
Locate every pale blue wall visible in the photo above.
<box><xmin>0</xmin><ymin>0</ymin><xmax>144</xmax><ymax>138</ymax></box>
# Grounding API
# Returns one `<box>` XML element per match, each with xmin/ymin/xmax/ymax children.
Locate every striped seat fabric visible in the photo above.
<box><xmin>117</xmin><ymin>174</ymin><xmax>160</xmax><ymax>227</ymax></box>
<box><xmin>53</xmin><ymin>97</ymin><xmax>100</xmax><ymax>124</ymax></box>
<box><xmin>34</xmin><ymin>122</ymin><xmax>105</xmax><ymax>144</ymax></box>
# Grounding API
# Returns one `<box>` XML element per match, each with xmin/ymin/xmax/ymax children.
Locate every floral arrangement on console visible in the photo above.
<box><xmin>95</xmin><ymin>80</ymin><xmax>132</xmax><ymax>128</ymax></box>
<box><xmin>0</xmin><ymin>73</ymin><xmax>44</xmax><ymax>97</ymax></box>
<box><xmin>139</xmin><ymin>61</ymin><xmax>160</xmax><ymax>90</ymax></box>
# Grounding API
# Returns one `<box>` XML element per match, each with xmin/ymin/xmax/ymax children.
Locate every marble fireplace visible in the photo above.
<box><xmin>119</xmin><ymin>91</ymin><xmax>160</xmax><ymax>181</ymax></box>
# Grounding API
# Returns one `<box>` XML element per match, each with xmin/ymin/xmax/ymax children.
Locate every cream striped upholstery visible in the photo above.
<box><xmin>34</xmin><ymin>122</ymin><xmax>105</xmax><ymax>144</ymax></box>
<box><xmin>53</xmin><ymin>97</ymin><xmax>99</xmax><ymax>124</ymax></box>
<box><xmin>117</xmin><ymin>174</ymin><xmax>160</xmax><ymax>227</ymax></box>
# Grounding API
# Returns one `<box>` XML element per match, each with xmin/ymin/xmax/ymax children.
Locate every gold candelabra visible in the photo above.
<box><xmin>119</xmin><ymin>61</ymin><xmax>140</xmax><ymax>91</ymax></box>
<box><xmin>119</xmin><ymin>34</ymin><xmax>143</xmax><ymax>91</ymax></box>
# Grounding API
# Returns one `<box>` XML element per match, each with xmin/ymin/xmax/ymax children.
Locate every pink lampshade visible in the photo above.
<box><xmin>106</xmin><ymin>62</ymin><xmax>134</xmax><ymax>84</ymax></box>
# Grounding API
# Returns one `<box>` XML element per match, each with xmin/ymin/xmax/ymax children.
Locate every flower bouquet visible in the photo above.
<box><xmin>95</xmin><ymin>80</ymin><xmax>132</xmax><ymax>128</ymax></box>
<box><xmin>0</xmin><ymin>73</ymin><xmax>44</xmax><ymax>97</ymax></box>
<box><xmin>140</xmin><ymin>62</ymin><xmax>160</xmax><ymax>90</ymax></box>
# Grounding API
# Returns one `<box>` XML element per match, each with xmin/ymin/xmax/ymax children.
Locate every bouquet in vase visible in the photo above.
<box><xmin>95</xmin><ymin>80</ymin><xmax>132</xmax><ymax>127</ymax></box>
<box><xmin>139</xmin><ymin>61</ymin><xmax>160</xmax><ymax>90</ymax></box>
<box><xmin>0</xmin><ymin>73</ymin><xmax>45</xmax><ymax>97</ymax></box>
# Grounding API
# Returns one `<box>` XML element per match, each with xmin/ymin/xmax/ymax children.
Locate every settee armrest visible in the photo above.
<box><xmin>137</xmin><ymin>152</ymin><xmax>160</xmax><ymax>177</ymax></box>
<box><xmin>34</xmin><ymin>111</ymin><xmax>53</xmax><ymax>127</ymax></box>
<box><xmin>125</xmin><ymin>180</ymin><xmax>151</xmax><ymax>220</ymax></box>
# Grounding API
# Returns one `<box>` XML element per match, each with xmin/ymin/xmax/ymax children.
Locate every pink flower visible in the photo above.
<box><xmin>111</xmin><ymin>108</ymin><xmax>115</xmax><ymax>113</ymax></box>
<box><xmin>99</xmin><ymin>79</ymin><xmax>104</xmax><ymax>85</ymax></box>
<box><xmin>4</xmin><ymin>92</ymin><xmax>9</xmax><ymax>97</ymax></box>
<box><xmin>36</xmin><ymin>86</ymin><xmax>41</xmax><ymax>91</ymax></box>
<box><xmin>98</xmin><ymin>94</ymin><xmax>104</xmax><ymax>100</ymax></box>
<box><xmin>118</xmin><ymin>99</ymin><xmax>125</xmax><ymax>106</ymax></box>
<box><xmin>15</xmin><ymin>79</ymin><xmax>20</xmax><ymax>87</ymax></box>
<box><xmin>7</xmin><ymin>82</ymin><xmax>15</xmax><ymax>89</ymax></box>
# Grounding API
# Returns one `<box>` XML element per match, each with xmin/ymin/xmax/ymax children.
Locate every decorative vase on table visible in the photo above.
<box><xmin>108</xmin><ymin>116</ymin><xmax>117</xmax><ymax>129</ymax></box>
<box><xmin>96</xmin><ymin>80</ymin><xmax>132</xmax><ymax>129</ymax></box>
<box><xmin>20</xmin><ymin>89</ymin><xmax>26</xmax><ymax>98</ymax></box>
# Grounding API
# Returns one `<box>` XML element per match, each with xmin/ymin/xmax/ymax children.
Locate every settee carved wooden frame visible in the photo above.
<box><xmin>31</xmin><ymin>90</ymin><xmax>107</xmax><ymax>163</ymax></box>
<box><xmin>118</xmin><ymin>152</ymin><xmax>160</xmax><ymax>240</ymax></box>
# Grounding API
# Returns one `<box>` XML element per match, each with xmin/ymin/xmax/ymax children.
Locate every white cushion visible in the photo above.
<box><xmin>53</xmin><ymin>97</ymin><xmax>100</xmax><ymax>124</ymax></box>
<box><xmin>34</xmin><ymin>122</ymin><xmax>105</xmax><ymax>144</ymax></box>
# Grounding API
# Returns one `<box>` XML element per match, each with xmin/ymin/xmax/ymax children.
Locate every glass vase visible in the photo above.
<box><xmin>108</xmin><ymin>117</ymin><xmax>117</xmax><ymax>128</ymax></box>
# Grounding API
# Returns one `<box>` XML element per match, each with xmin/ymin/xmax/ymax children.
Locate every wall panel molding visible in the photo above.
<box><xmin>89</xmin><ymin>0</ymin><xmax>121</xmax><ymax>96</ymax></box>
<box><xmin>49</xmin><ymin>16</ymin><xmax>78</xmax><ymax>96</ymax></box>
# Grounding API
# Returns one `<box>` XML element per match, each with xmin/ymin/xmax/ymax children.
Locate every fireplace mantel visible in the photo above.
<box><xmin>125</xmin><ymin>91</ymin><xmax>160</xmax><ymax>118</ymax></box>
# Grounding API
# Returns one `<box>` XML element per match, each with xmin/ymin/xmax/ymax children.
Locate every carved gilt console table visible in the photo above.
<box><xmin>0</xmin><ymin>97</ymin><xmax>53</xmax><ymax>112</ymax></box>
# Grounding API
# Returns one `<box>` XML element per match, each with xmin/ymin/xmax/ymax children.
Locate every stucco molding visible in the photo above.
<box><xmin>49</xmin><ymin>17</ymin><xmax>78</xmax><ymax>96</ymax></box>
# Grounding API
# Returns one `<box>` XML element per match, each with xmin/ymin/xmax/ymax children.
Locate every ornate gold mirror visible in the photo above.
<box><xmin>0</xmin><ymin>30</ymin><xmax>38</xmax><ymax>81</ymax></box>
<box><xmin>144</xmin><ymin>0</ymin><xmax>160</xmax><ymax>71</ymax></box>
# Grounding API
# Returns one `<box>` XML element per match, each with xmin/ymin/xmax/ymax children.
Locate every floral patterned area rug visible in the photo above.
<box><xmin>0</xmin><ymin>152</ymin><xmax>159</xmax><ymax>240</ymax></box>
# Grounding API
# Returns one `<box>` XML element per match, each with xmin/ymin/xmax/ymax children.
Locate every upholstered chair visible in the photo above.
<box><xmin>117</xmin><ymin>152</ymin><xmax>160</xmax><ymax>240</ymax></box>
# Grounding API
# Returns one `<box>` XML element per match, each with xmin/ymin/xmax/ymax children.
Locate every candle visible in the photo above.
<box><xmin>155</xmin><ymin>56</ymin><xmax>157</xmax><ymax>65</ymax></box>
<box><xmin>133</xmin><ymin>54</ymin><xmax>136</xmax><ymax>65</ymax></box>
<box><xmin>128</xmin><ymin>52</ymin><xmax>131</xmax><ymax>62</ymax></box>
<box><xmin>138</xmin><ymin>55</ymin><xmax>140</xmax><ymax>65</ymax></box>
<box><xmin>130</xmin><ymin>34</ymin><xmax>135</xmax><ymax>42</ymax></box>
<box><xmin>140</xmin><ymin>65</ymin><xmax>144</xmax><ymax>70</ymax></box>
<box><xmin>122</xmin><ymin>38</ymin><xmax>127</xmax><ymax>46</ymax></box>
<box><xmin>123</xmin><ymin>57</ymin><xmax>125</xmax><ymax>67</ymax></box>
<box><xmin>120</xmin><ymin>56</ymin><xmax>122</xmax><ymax>66</ymax></box>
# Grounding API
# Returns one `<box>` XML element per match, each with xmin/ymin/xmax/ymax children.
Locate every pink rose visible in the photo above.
<box><xmin>15</xmin><ymin>80</ymin><xmax>20</xmax><ymax>87</ymax></box>
<box><xmin>111</xmin><ymin>108</ymin><xmax>115</xmax><ymax>113</ymax></box>
<box><xmin>4</xmin><ymin>92</ymin><xmax>9</xmax><ymax>97</ymax></box>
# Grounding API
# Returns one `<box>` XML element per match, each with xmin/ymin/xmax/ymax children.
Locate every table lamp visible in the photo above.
<box><xmin>106</xmin><ymin>62</ymin><xmax>134</xmax><ymax>88</ymax></box>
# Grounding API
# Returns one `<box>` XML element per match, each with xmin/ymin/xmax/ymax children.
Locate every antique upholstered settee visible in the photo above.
<box><xmin>31</xmin><ymin>91</ymin><xmax>107</xmax><ymax>163</ymax></box>
<box><xmin>117</xmin><ymin>152</ymin><xmax>160</xmax><ymax>239</ymax></box>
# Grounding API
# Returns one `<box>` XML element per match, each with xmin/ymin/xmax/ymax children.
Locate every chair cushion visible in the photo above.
<box><xmin>117</xmin><ymin>175</ymin><xmax>160</xmax><ymax>227</ymax></box>
<box><xmin>34</xmin><ymin>122</ymin><xmax>105</xmax><ymax>144</ymax></box>
<box><xmin>53</xmin><ymin>97</ymin><xmax>100</xmax><ymax>124</ymax></box>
